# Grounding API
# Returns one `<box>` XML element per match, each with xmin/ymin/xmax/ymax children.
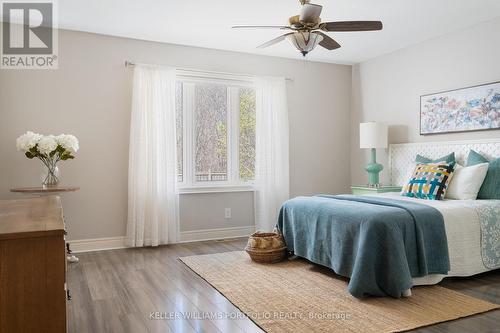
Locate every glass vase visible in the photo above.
<box><xmin>42</xmin><ymin>163</ymin><xmax>60</xmax><ymax>188</ymax></box>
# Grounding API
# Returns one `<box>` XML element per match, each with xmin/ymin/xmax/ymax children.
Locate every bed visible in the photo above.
<box><xmin>385</xmin><ymin>193</ymin><xmax>499</xmax><ymax>285</ymax></box>
<box><xmin>277</xmin><ymin>139</ymin><xmax>500</xmax><ymax>298</ymax></box>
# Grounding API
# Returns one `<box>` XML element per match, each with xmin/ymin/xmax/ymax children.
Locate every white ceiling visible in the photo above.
<box><xmin>58</xmin><ymin>0</ymin><xmax>500</xmax><ymax>64</ymax></box>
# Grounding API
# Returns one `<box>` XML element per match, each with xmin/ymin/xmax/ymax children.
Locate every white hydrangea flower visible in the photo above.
<box><xmin>16</xmin><ymin>131</ymin><xmax>42</xmax><ymax>151</ymax></box>
<box><xmin>37</xmin><ymin>136</ymin><xmax>58</xmax><ymax>156</ymax></box>
<box><xmin>56</xmin><ymin>134</ymin><xmax>79</xmax><ymax>153</ymax></box>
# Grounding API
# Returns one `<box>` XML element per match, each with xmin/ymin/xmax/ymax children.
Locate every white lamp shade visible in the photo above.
<box><xmin>360</xmin><ymin>122</ymin><xmax>388</xmax><ymax>149</ymax></box>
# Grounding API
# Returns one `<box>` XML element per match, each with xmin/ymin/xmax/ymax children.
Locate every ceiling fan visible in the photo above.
<box><xmin>232</xmin><ymin>0</ymin><xmax>383</xmax><ymax>57</ymax></box>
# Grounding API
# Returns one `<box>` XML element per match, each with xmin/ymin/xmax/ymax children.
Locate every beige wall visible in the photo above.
<box><xmin>351</xmin><ymin>18</ymin><xmax>500</xmax><ymax>185</ymax></box>
<box><xmin>0</xmin><ymin>29</ymin><xmax>352</xmax><ymax>240</ymax></box>
<box><xmin>179</xmin><ymin>192</ymin><xmax>254</xmax><ymax>232</ymax></box>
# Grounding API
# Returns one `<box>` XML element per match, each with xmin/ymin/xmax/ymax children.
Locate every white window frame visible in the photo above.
<box><xmin>176</xmin><ymin>73</ymin><xmax>256</xmax><ymax>193</ymax></box>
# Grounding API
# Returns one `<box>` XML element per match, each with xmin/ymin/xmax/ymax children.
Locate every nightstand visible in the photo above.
<box><xmin>351</xmin><ymin>185</ymin><xmax>402</xmax><ymax>195</ymax></box>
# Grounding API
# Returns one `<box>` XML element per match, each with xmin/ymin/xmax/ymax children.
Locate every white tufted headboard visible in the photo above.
<box><xmin>389</xmin><ymin>138</ymin><xmax>500</xmax><ymax>186</ymax></box>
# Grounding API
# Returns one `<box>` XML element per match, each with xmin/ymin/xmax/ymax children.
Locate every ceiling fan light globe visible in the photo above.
<box><xmin>285</xmin><ymin>32</ymin><xmax>323</xmax><ymax>55</ymax></box>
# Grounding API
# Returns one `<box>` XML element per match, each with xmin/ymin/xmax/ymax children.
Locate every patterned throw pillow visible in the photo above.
<box><xmin>401</xmin><ymin>162</ymin><xmax>456</xmax><ymax>200</ymax></box>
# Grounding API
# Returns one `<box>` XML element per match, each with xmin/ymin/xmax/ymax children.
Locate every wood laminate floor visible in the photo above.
<box><xmin>67</xmin><ymin>238</ymin><xmax>500</xmax><ymax>333</ymax></box>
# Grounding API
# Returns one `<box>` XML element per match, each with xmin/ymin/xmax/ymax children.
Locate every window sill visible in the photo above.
<box><xmin>177</xmin><ymin>185</ymin><xmax>255</xmax><ymax>195</ymax></box>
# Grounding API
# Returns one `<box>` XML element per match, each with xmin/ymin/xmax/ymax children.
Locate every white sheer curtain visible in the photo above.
<box><xmin>254</xmin><ymin>76</ymin><xmax>290</xmax><ymax>231</ymax></box>
<box><xmin>127</xmin><ymin>65</ymin><xmax>179</xmax><ymax>247</ymax></box>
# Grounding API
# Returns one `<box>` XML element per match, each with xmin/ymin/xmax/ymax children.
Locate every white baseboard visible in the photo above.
<box><xmin>68</xmin><ymin>225</ymin><xmax>254</xmax><ymax>253</ymax></box>
<box><xmin>69</xmin><ymin>236</ymin><xmax>127</xmax><ymax>253</ymax></box>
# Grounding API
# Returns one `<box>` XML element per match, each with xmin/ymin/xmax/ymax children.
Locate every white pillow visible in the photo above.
<box><xmin>446</xmin><ymin>163</ymin><xmax>489</xmax><ymax>200</ymax></box>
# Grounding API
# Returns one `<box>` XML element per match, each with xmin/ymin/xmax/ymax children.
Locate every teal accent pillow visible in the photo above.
<box><xmin>415</xmin><ymin>152</ymin><xmax>455</xmax><ymax>164</ymax></box>
<box><xmin>466</xmin><ymin>150</ymin><xmax>500</xmax><ymax>199</ymax></box>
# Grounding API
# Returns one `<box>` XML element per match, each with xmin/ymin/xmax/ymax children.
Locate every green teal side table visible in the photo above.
<box><xmin>351</xmin><ymin>185</ymin><xmax>402</xmax><ymax>195</ymax></box>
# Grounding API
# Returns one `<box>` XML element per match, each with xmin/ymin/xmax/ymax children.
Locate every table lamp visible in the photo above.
<box><xmin>359</xmin><ymin>122</ymin><xmax>388</xmax><ymax>187</ymax></box>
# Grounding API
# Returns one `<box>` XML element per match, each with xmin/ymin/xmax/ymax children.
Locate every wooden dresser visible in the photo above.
<box><xmin>0</xmin><ymin>196</ymin><xmax>67</xmax><ymax>333</ymax></box>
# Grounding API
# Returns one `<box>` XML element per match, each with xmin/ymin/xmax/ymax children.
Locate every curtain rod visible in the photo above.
<box><xmin>124</xmin><ymin>61</ymin><xmax>294</xmax><ymax>82</ymax></box>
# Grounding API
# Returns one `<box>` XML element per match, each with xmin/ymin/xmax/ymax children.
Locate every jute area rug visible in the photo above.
<box><xmin>180</xmin><ymin>251</ymin><xmax>499</xmax><ymax>333</ymax></box>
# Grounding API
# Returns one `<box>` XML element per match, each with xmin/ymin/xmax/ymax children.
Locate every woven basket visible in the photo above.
<box><xmin>245</xmin><ymin>231</ymin><xmax>287</xmax><ymax>263</ymax></box>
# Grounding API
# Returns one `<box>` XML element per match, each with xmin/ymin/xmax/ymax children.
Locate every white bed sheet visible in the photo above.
<box><xmin>373</xmin><ymin>192</ymin><xmax>499</xmax><ymax>286</ymax></box>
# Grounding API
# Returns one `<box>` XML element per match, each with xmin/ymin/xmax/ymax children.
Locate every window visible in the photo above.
<box><xmin>175</xmin><ymin>75</ymin><xmax>256</xmax><ymax>189</ymax></box>
<box><xmin>239</xmin><ymin>88</ymin><xmax>256</xmax><ymax>182</ymax></box>
<box><xmin>194</xmin><ymin>84</ymin><xmax>228</xmax><ymax>182</ymax></box>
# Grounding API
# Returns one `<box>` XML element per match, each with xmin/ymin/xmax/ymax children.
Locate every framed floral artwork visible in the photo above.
<box><xmin>420</xmin><ymin>81</ymin><xmax>500</xmax><ymax>135</ymax></box>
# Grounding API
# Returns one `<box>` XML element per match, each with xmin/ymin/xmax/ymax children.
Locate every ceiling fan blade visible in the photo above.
<box><xmin>321</xmin><ymin>21</ymin><xmax>383</xmax><ymax>32</ymax></box>
<box><xmin>299</xmin><ymin>3</ymin><xmax>323</xmax><ymax>23</ymax></box>
<box><xmin>232</xmin><ymin>25</ymin><xmax>292</xmax><ymax>30</ymax></box>
<box><xmin>315</xmin><ymin>32</ymin><xmax>341</xmax><ymax>50</ymax></box>
<box><xmin>257</xmin><ymin>33</ymin><xmax>292</xmax><ymax>48</ymax></box>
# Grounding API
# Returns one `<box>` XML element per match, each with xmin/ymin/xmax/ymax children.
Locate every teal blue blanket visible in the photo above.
<box><xmin>276</xmin><ymin>195</ymin><xmax>450</xmax><ymax>298</ymax></box>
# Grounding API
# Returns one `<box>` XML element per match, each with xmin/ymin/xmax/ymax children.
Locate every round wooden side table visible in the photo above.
<box><xmin>10</xmin><ymin>186</ymin><xmax>80</xmax><ymax>263</ymax></box>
